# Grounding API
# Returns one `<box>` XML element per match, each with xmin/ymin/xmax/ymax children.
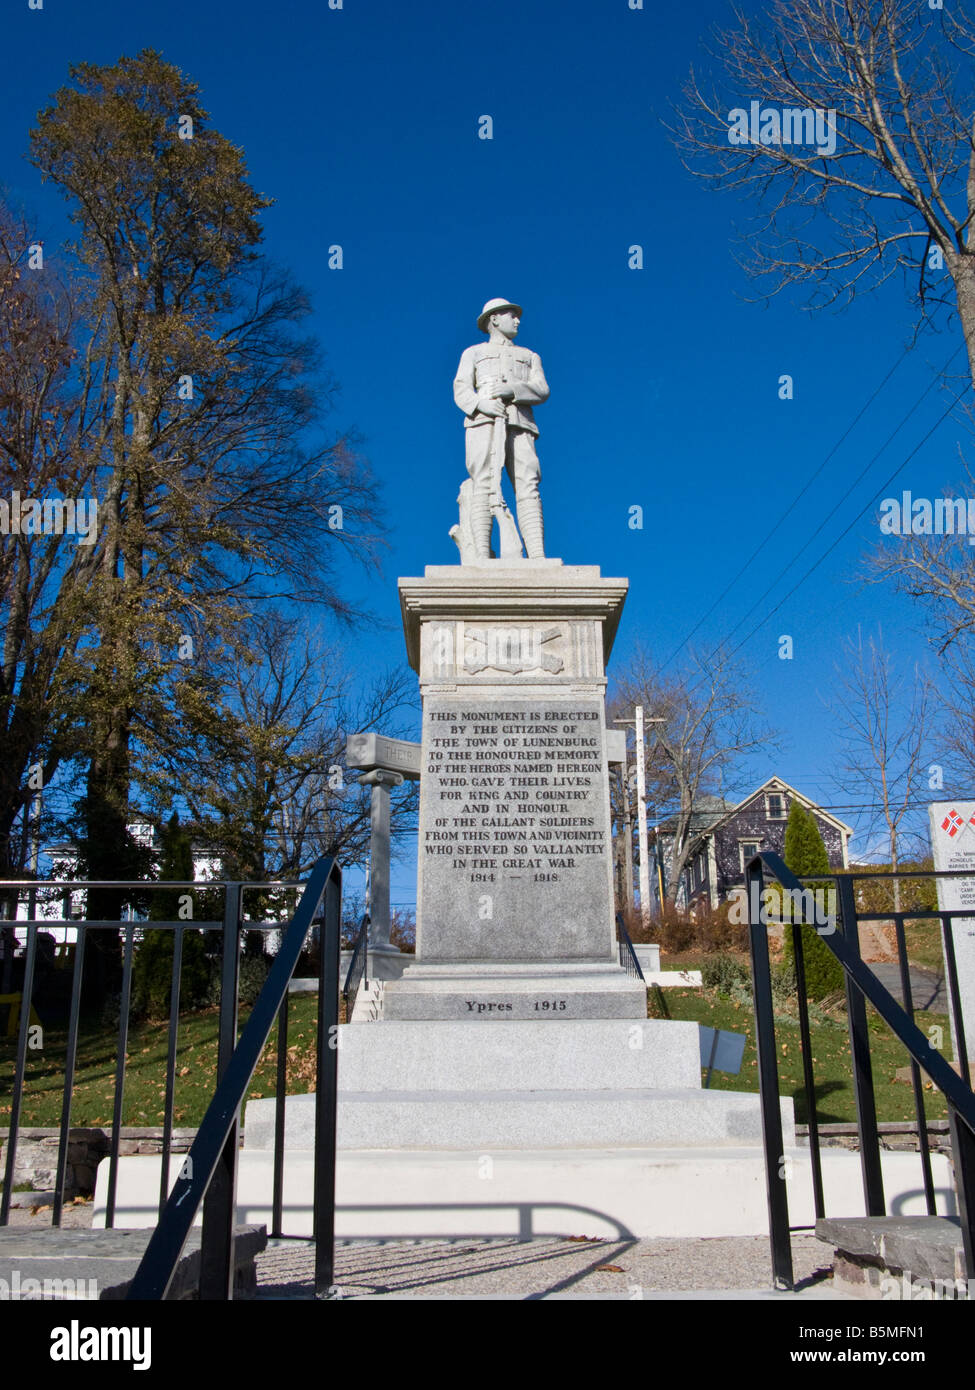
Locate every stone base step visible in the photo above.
<box><xmin>92</xmin><ymin>1148</ymin><xmax>957</xmax><ymax>1241</ymax></box>
<box><xmin>382</xmin><ymin>962</ymin><xmax>647</xmax><ymax>1021</ymax></box>
<box><xmin>327</xmin><ymin>1018</ymin><xmax>704</xmax><ymax>1091</ymax></box>
<box><xmin>350</xmin><ymin>980</ymin><xmax>384</xmax><ymax>1023</ymax></box>
<box><xmin>243</xmin><ymin>1087</ymin><xmax>795</xmax><ymax>1150</ymax></box>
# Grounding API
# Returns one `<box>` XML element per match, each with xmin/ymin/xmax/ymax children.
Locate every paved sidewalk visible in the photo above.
<box><xmin>254</xmin><ymin>1233</ymin><xmax>839</xmax><ymax>1300</ymax></box>
<box><xmin>869</xmin><ymin>963</ymin><xmax>947</xmax><ymax>1014</ymax></box>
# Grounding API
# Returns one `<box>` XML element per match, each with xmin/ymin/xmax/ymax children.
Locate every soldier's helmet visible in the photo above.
<box><xmin>477</xmin><ymin>298</ymin><xmax>523</xmax><ymax>332</ymax></box>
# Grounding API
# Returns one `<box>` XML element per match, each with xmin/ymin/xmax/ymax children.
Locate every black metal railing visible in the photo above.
<box><xmin>0</xmin><ymin>860</ymin><xmax>342</xmax><ymax>1298</ymax></box>
<box><xmin>127</xmin><ymin>856</ymin><xmax>341</xmax><ymax>1299</ymax></box>
<box><xmin>745</xmin><ymin>851</ymin><xmax>975</xmax><ymax>1291</ymax></box>
<box><xmin>616</xmin><ymin>913</ymin><xmax>646</xmax><ymax>983</ymax></box>
<box><xmin>342</xmin><ymin>913</ymin><xmax>370</xmax><ymax>1021</ymax></box>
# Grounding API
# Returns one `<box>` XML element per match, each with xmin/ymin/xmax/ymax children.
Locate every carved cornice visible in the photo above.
<box><xmin>397</xmin><ymin>567</ymin><xmax>628</xmax><ymax>672</ymax></box>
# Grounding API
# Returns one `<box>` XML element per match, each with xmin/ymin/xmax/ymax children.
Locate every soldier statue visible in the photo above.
<box><xmin>451</xmin><ymin>298</ymin><xmax>549</xmax><ymax>562</ymax></box>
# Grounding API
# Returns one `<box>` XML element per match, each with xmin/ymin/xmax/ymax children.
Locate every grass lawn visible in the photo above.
<box><xmin>653</xmin><ymin>934</ymin><xmax>954</xmax><ymax>1124</ymax></box>
<box><xmin>0</xmin><ymin>994</ymin><xmax>324</xmax><ymax>1129</ymax></box>
<box><xmin>891</xmin><ymin>917</ymin><xmax>946</xmax><ymax>975</ymax></box>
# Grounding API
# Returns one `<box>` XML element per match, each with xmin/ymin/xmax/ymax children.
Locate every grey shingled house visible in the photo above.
<box><xmin>657</xmin><ymin>777</ymin><xmax>853</xmax><ymax>912</ymax></box>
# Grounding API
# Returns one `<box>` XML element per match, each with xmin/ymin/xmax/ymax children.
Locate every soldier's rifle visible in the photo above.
<box><xmin>488</xmin><ymin>378</ymin><xmax>508</xmax><ymax>512</ymax></box>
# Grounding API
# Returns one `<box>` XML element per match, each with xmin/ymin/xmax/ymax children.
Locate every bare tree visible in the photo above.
<box><xmin>922</xmin><ymin>630</ymin><xmax>975</xmax><ymax>790</ymax></box>
<box><xmin>0</xmin><ymin>201</ymin><xmax>104</xmax><ymax>879</ymax></box>
<box><xmin>673</xmin><ymin>0</ymin><xmax>975</xmax><ymax>382</ymax></box>
<box><xmin>150</xmin><ymin>612</ymin><xmax>419</xmax><ymax>882</ymax></box>
<box><xmin>609</xmin><ymin>645</ymin><xmax>775</xmax><ymax>906</ymax></box>
<box><xmin>27</xmin><ymin>51</ymin><xmax>384</xmax><ymax>920</ymax></box>
<box><xmin>827</xmin><ymin>626</ymin><xmax>932</xmax><ymax>907</ymax></box>
<box><xmin>870</xmin><ymin>471</ymin><xmax>975</xmax><ymax>651</ymax></box>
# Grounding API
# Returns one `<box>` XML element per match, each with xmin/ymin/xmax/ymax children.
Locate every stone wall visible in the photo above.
<box><xmin>0</xmin><ymin>1127</ymin><xmax>197</xmax><ymax>1198</ymax></box>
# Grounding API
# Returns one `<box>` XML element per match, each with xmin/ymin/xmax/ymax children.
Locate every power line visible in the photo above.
<box><xmin>671</xmin><ymin>351</ymin><xmax>969</xmax><ymax>710</ymax></box>
<box><xmin>713</xmin><ymin>372</ymin><xmax>969</xmax><ymax>674</ymax></box>
<box><xmin>705</xmin><ymin>346</ymin><xmax>963</xmax><ymax>666</ymax></box>
<box><xmin>657</xmin><ymin>344</ymin><xmax>914</xmax><ymax>674</ymax></box>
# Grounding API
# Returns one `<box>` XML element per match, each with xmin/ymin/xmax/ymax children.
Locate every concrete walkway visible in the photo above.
<box><xmin>254</xmin><ymin>1233</ymin><xmax>843</xmax><ymax>1300</ymax></box>
<box><xmin>5</xmin><ymin>1206</ymin><xmax>846</xmax><ymax>1300</ymax></box>
<box><xmin>869</xmin><ymin>963</ymin><xmax>947</xmax><ymax>1014</ymax></box>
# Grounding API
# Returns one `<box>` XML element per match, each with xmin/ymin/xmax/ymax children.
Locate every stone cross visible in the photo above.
<box><xmin>346</xmin><ymin>732</ymin><xmax>420</xmax><ymax>955</ymax></box>
<box><xmin>358</xmin><ymin>769</ymin><xmax>404</xmax><ymax>950</ymax></box>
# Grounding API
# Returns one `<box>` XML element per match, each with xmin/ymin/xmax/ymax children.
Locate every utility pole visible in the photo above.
<box><xmin>615</xmin><ymin>710</ymin><xmax>666</xmax><ymax>924</ymax></box>
<box><xmin>635</xmin><ymin>706</ymin><xmax>650</xmax><ymax>923</ymax></box>
<box><xmin>621</xmin><ymin>765</ymin><xmax>635</xmax><ymax>911</ymax></box>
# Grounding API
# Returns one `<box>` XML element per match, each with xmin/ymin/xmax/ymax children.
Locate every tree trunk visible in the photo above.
<box><xmin>947</xmin><ymin>249</ymin><xmax>975</xmax><ymax>391</ymax></box>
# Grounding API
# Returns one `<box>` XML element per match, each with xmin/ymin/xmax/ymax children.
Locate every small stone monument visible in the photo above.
<box><xmin>346</xmin><ymin>732</ymin><xmax>420</xmax><ymax>977</ymax></box>
<box><xmin>383</xmin><ymin>299</ymin><xmax>645</xmax><ymax>1021</ymax></box>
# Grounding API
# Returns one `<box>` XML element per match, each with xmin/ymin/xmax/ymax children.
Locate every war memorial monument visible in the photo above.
<box><xmin>384</xmin><ymin>296</ymin><xmax>645</xmax><ymax>1021</ymax></box>
<box><xmin>98</xmin><ymin>300</ymin><xmax>950</xmax><ymax>1242</ymax></box>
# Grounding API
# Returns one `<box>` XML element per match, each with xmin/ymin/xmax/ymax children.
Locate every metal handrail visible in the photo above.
<box><xmin>125</xmin><ymin>856</ymin><xmax>342</xmax><ymax>1300</ymax></box>
<box><xmin>0</xmin><ymin>874</ymin><xmax>308</xmax><ymax>1232</ymax></box>
<box><xmin>745</xmin><ymin>850</ymin><xmax>975</xmax><ymax>1292</ymax></box>
<box><xmin>342</xmin><ymin>913</ymin><xmax>370</xmax><ymax>1021</ymax></box>
<box><xmin>615</xmin><ymin>913</ymin><xmax>646</xmax><ymax>982</ymax></box>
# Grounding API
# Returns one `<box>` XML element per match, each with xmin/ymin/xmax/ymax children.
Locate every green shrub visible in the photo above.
<box><xmin>702</xmin><ymin>952</ymin><xmax>751</xmax><ymax>1001</ymax></box>
<box><xmin>237</xmin><ymin>952</ymin><xmax>271</xmax><ymax>1006</ymax></box>
<box><xmin>131</xmin><ymin>928</ymin><xmax>212</xmax><ymax>1019</ymax></box>
<box><xmin>780</xmin><ymin>803</ymin><xmax>845</xmax><ymax>1000</ymax></box>
<box><xmin>784</xmin><ymin>922</ymin><xmax>847</xmax><ymax>1000</ymax></box>
<box><xmin>771</xmin><ymin>960</ymin><xmax>796</xmax><ymax>1007</ymax></box>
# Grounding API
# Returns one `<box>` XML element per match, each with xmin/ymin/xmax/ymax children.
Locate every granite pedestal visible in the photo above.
<box><xmin>384</xmin><ymin>560</ymin><xmax>645</xmax><ymax>1020</ymax></box>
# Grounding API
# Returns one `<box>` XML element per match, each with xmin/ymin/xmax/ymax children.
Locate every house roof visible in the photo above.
<box><xmin>656</xmin><ymin>777</ymin><xmax>854</xmax><ymax>840</ymax></box>
<box><xmin>708</xmin><ymin>776</ymin><xmax>855</xmax><ymax>837</ymax></box>
<box><xmin>656</xmin><ymin>796</ymin><xmax>736</xmax><ymax>836</ymax></box>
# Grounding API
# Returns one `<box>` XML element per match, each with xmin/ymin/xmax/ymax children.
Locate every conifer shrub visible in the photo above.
<box><xmin>780</xmin><ymin>803</ymin><xmax>845</xmax><ymax>1000</ymax></box>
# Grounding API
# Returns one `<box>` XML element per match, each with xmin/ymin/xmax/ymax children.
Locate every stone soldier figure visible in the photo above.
<box><xmin>452</xmin><ymin>298</ymin><xmax>549</xmax><ymax>561</ymax></box>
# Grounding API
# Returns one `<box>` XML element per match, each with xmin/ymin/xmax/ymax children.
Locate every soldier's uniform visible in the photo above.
<box><xmin>453</xmin><ymin>307</ymin><xmax>549</xmax><ymax>560</ymax></box>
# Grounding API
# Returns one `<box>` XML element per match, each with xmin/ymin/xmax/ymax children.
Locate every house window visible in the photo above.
<box><xmin>766</xmin><ymin>793</ymin><xmax>787</xmax><ymax>820</ymax></box>
<box><xmin>740</xmin><ymin>841</ymin><xmax>761</xmax><ymax>872</ymax></box>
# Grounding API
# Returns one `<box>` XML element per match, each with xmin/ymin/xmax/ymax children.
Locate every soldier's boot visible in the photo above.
<box><xmin>518</xmin><ymin>495</ymin><xmax>545</xmax><ymax>559</ymax></box>
<box><xmin>471</xmin><ymin>484</ymin><xmax>494</xmax><ymax>560</ymax></box>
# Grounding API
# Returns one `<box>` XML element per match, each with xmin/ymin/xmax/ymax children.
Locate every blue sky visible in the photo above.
<box><xmin>5</xmin><ymin>0</ymin><xmax>970</xmax><ymax>904</ymax></box>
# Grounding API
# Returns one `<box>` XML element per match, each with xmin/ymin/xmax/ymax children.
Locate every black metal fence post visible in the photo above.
<box><xmin>314</xmin><ymin>869</ymin><xmax>341</xmax><ymax>1297</ymax></box>
<box><xmin>745</xmin><ymin>856</ymin><xmax>794</xmax><ymax>1291</ymax></box>
<box><xmin>105</xmin><ymin>921</ymin><xmax>136</xmax><ymax>1228</ymax></box>
<box><xmin>0</xmin><ymin>888</ymin><xmax>36</xmax><ymax>1225</ymax></box>
<box><xmin>199</xmin><ymin>883</ymin><xmax>242</xmax><ymax>1300</ymax></box>
<box><xmin>159</xmin><ymin>925</ymin><xmax>184</xmax><ymax>1219</ymax></box>
<box><xmin>836</xmin><ymin>874</ymin><xmax>885</xmax><ymax>1217</ymax></box>
<box><xmin>893</xmin><ymin>912</ymin><xmax>936</xmax><ymax>1217</ymax></box>
<box><xmin>52</xmin><ymin>922</ymin><xmax>86</xmax><ymax>1227</ymax></box>
<box><xmin>272</xmin><ymin>996</ymin><xmax>289</xmax><ymax>1239</ymax></box>
<box><xmin>791</xmin><ymin>920</ymin><xmax>825</xmax><ymax>1221</ymax></box>
<box><xmin>947</xmin><ymin>1108</ymin><xmax>975</xmax><ymax>1279</ymax></box>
